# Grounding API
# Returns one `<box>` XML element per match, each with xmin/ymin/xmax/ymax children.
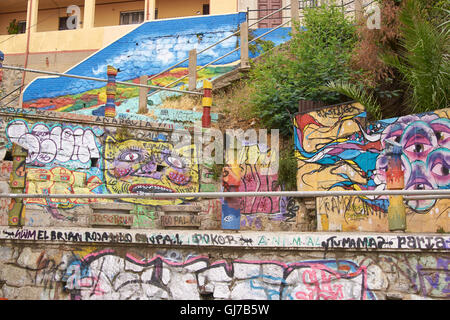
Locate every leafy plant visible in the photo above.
<box><xmin>209</xmin><ymin>162</ymin><xmax>224</xmax><ymax>182</ymax></box>
<box><xmin>324</xmin><ymin>80</ymin><xmax>383</xmax><ymax>120</ymax></box>
<box><xmin>382</xmin><ymin>0</ymin><xmax>449</xmax><ymax>113</ymax></box>
<box><xmin>248</xmin><ymin>30</ymin><xmax>275</xmax><ymax>56</ymax></box>
<box><xmin>277</xmin><ymin>138</ymin><xmax>298</xmax><ymax>191</ymax></box>
<box><xmin>246</xmin><ymin>2</ymin><xmax>358</xmax><ymax>136</ymax></box>
<box><xmin>7</xmin><ymin>19</ymin><xmax>19</xmax><ymax>34</ymax></box>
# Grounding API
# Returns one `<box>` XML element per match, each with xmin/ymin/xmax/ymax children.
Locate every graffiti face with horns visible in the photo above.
<box><xmin>104</xmin><ymin>136</ymin><xmax>199</xmax><ymax>205</ymax></box>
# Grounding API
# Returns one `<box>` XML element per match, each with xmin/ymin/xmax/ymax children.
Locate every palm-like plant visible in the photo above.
<box><xmin>382</xmin><ymin>0</ymin><xmax>449</xmax><ymax>113</ymax></box>
<box><xmin>323</xmin><ymin>80</ymin><xmax>383</xmax><ymax>120</ymax></box>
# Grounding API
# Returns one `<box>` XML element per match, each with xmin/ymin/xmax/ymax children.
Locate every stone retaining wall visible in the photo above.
<box><xmin>0</xmin><ymin>227</ymin><xmax>448</xmax><ymax>300</ymax></box>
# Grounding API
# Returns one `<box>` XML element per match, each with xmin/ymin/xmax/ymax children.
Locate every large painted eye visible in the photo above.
<box><xmin>118</xmin><ymin>151</ymin><xmax>142</xmax><ymax>162</ymax></box>
<box><xmin>431</xmin><ymin>163</ymin><xmax>449</xmax><ymax>177</ymax></box>
<box><xmin>404</xmin><ymin>142</ymin><xmax>432</xmax><ymax>154</ymax></box>
<box><xmin>166</xmin><ymin>156</ymin><xmax>185</xmax><ymax>169</ymax></box>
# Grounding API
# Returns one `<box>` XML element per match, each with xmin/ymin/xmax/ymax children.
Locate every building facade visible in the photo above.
<box><xmin>0</xmin><ymin>0</ymin><xmax>239</xmax><ymax>85</ymax></box>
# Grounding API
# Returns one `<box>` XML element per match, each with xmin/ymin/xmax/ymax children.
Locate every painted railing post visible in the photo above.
<box><xmin>8</xmin><ymin>144</ymin><xmax>27</xmax><ymax>226</ymax></box>
<box><xmin>104</xmin><ymin>65</ymin><xmax>117</xmax><ymax>118</ymax></box>
<box><xmin>221</xmin><ymin>160</ymin><xmax>242</xmax><ymax>231</ymax></box>
<box><xmin>240</xmin><ymin>21</ymin><xmax>250</xmax><ymax>69</ymax></box>
<box><xmin>188</xmin><ymin>49</ymin><xmax>197</xmax><ymax>91</ymax></box>
<box><xmin>385</xmin><ymin>141</ymin><xmax>406</xmax><ymax>231</ymax></box>
<box><xmin>138</xmin><ymin>75</ymin><xmax>149</xmax><ymax>114</ymax></box>
<box><xmin>355</xmin><ymin>0</ymin><xmax>364</xmax><ymax>22</ymax></box>
<box><xmin>0</xmin><ymin>50</ymin><xmax>4</xmax><ymax>85</ymax></box>
<box><xmin>291</xmin><ymin>0</ymin><xmax>300</xmax><ymax>34</ymax></box>
<box><xmin>201</xmin><ymin>80</ymin><xmax>212</xmax><ymax>128</ymax></box>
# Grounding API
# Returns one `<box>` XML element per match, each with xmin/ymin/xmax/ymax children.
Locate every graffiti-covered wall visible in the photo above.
<box><xmin>221</xmin><ymin>138</ymin><xmax>302</xmax><ymax>231</ymax></box>
<box><xmin>0</xmin><ymin>108</ymin><xmax>301</xmax><ymax>230</ymax></box>
<box><xmin>0</xmin><ymin>107</ymin><xmax>206</xmax><ymax>228</ymax></box>
<box><xmin>294</xmin><ymin>103</ymin><xmax>449</xmax><ymax>232</ymax></box>
<box><xmin>0</xmin><ymin>229</ymin><xmax>448</xmax><ymax>300</ymax></box>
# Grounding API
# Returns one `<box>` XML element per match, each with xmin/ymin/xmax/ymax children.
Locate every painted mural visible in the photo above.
<box><xmin>104</xmin><ymin>135</ymin><xmax>199</xmax><ymax>206</ymax></box>
<box><xmin>21</xmin><ymin>13</ymin><xmax>247</xmax><ymax>117</ymax></box>
<box><xmin>222</xmin><ymin>143</ymin><xmax>298</xmax><ymax>230</ymax></box>
<box><xmin>293</xmin><ymin>103</ymin><xmax>449</xmax><ymax>232</ymax></box>
<box><xmin>0</xmin><ymin>161</ymin><xmax>12</xmax><ymax>225</ymax></box>
<box><xmin>2</xmin><ymin>117</ymin><xmax>201</xmax><ymax>224</ymax></box>
<box><xmin>61</xmin><ymin>249</ymin><xmax>375</xmax><ymax>300</ymax></box>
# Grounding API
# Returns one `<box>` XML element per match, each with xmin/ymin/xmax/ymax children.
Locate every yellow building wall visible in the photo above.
<box><xmin>0</xmin><ymin>0</ymin><xmax>238</xmax><ymax>55</ymax></box>
<box><xmin>210</xmin><ymin>0</ymin><xmax>237</xmax><ymax>14</ymax></box>
<box><xmin>94</xmin><ymin>1</ymin><xmax>144</xmax><ymax>27</ymax></box>
<box><xmin>156</xmin><ymin>0</ymin><xmax>210</xmax><ymax>19</ymax></box>
<box><xmin>0</xmin><ymin>12</ymin><xmax>28</xmax><ymax>36</ymax></box>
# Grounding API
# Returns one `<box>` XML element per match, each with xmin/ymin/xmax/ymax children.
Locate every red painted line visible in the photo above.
<box><xmin>5</xmin><ymin>49</ymin><xmax>98</xmax><ymax>56</ymax></box>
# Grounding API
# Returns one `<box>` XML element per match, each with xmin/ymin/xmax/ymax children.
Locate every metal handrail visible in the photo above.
<box><xmin>1</xmin><ymin>189</ymin><xmax>450</xmax><ymax>199</ymax></box>
<box><xmin>146</xmin><ymin>3</ymin><xmax>293</xmax><ymax>88</ymax></box>
<box><xmin>2</xmin><ymin>65</ymin><xmax>202</xmax><ymax>96</ymax></box>
<box><xmin>147</xmin><ymin>0</ymin><xmax>358</xmax><ymax>98</ymax></box>
<box><xmin>148</xmin><ymin>18</ymin><xmax>294</xmax><ymax>96</ymax></box>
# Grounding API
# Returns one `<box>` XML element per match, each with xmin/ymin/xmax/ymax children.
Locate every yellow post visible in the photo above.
<box><xmin>83</xmin><ymin>0</ymin><xmax>96</xmax><ymax>29</ymax></box>
<box><xmin>385</xmin><ymin>142</ymin><xmax>406</xmax><ymax>231</ymax></box>
<box><xmin>188</xmin><ymin>49</ymin><xmax>197</xmax><ymax>91</ymax></box>
<box><xmin>201</xmin><ymin>80</ymin><xmax>212</xmax><ymax>128</ymax></box>
<box><xmin>145</xmin><ymin>0</ymin><xmax>156</xmax><ymax>21</ymax></box>
<box><xmin>27</xmin><ymin>0</ymin><xmax>39</xmax><ymax>34</ymax></box>
<box><xmin>240</xmin><ymin>21</ymin><xmax>250</xmax><ymax>69</ymax></box>
<box><xmin>291</xmin><ymin>0</ymin><xmax>300</xmax><ymax>34</ymax></box>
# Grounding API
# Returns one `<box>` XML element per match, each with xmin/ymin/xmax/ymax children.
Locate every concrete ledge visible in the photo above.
<box><xmin>0</xmin><ymin>106</ymin><xmax>174</xmax><ymax>132</ymax></box>
<box><xmin>90</xmin><ymin>203</ymin><xmax>134</xmax><ymax>211</ymax></box>
<box><xmin>0</xmin><ymin>226</ymin><xmax>448</xmax><ymax>252</ymax></box>
<box><xmin>160</xmin><ymin>205</ymin><xmax>202</xmax><ymax>212</ymax></box>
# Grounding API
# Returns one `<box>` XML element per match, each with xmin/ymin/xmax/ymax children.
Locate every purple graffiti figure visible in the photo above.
<box><xmin>374</xmin><ymin>113</ymin><xmax>450</xmax><ymax>212</ymax></box>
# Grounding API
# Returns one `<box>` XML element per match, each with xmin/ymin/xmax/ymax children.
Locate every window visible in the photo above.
<box><xmin>120</xmin><ymin>11</ymin><xmax>145</xmax><ymax>25</ymax></box>
<box><xmin>17</xmin><ymin>21</ymin><xmax>27</xmax><ymax>34</ymax></box>
<box><xmin>202</xmin><ymin>4</ymin><xmax>210</xmax><ymax>15</ymax></box>
<box><xmin>59</xmin><ymin>17</ymin><xmax>69</xmax><ymax>30</ymax></box>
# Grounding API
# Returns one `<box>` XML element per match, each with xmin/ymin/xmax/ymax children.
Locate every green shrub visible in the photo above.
<box><xmin>247</xmin><ymin>3</ymin><xmax>358</xmax><ymax>136</ymax></box>
<box><xmin>382</xmin><ymin>0</ymin><xmax>449</xmax><ymax>113</ymax></box>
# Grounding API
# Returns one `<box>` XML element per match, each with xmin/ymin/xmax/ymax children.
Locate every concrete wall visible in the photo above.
<box><xmin>0</xmin><ymin>107</ymin><xmax>304</xmax><ymax>231</ymax></box>
<box><xmin>294</xmin><ymin>102</ymin><xmax>450</xmax><ymax>233</ymax></box>
<box><xmin>0</xmin><ymin>0</ymin><xmax>225</xmax><ymax>35</ymax></box>
<box><xmin>0</xmin><ymin>227</ymin><xmax>448</xmax><ymax>300</ymax></box>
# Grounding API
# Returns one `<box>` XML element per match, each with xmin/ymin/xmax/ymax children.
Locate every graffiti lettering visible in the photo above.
<box><xmin>6</xmin><ymin>120</ymin><xmax>101</xmax><ymax>166</ymax></box>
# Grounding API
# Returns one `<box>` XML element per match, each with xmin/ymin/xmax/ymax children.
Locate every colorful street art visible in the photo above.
<box><xmin>21</xmin><ymin>13</ymin><xmax>247</xmax><ymax>116</ymax></box>
<box><xmin>6</xmin><ymin>119</ymin><xmax>102</xmax><ymax>169</ymax></box>
<box><xmin>294</xmin><ymin>103</ymin><xmax>449</xmax><ymax>232</ymax></box>
<box><xmin>3</xmin><ymin>117</ymin><xmax>201</xmax><ymax>222</ymax></box>
<box><xmin>0</xmin><ymin>161</ymin><xmax>12</xmax><ymax>225</ymax></box>
<box><xmin>4</xmin><ymin>119</ymin><xmax>104</xmax><ymax>221</ymax></box>
<box><xmin>222</xmin><ymin>143</ymin><xmax>298</xmax><ymax>230</ymax></box>
<box><xmin>104</xmin><ymin>136</ymin><xmax>199</xmax><ymax>206</ymax></box>
<box><xmin>61</xmin><ymin>249</ymin><xmax>376</xmax><ymax>300</ymax></box>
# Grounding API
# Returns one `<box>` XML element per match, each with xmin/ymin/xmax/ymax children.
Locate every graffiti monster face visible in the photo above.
<box><xmin>375</xmin><ymin>114</ymin><xmax>450</xmax><ymax>211</ymax></box>
<box><xmin>104</xmin><ymin>137</ymin><xmax>199</xmax><ymax>205</ymax></box>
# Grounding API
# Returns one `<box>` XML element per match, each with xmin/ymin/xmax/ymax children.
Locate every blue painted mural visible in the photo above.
<box><xmin>23</xmin><ymin>13</ymin><xmax>246</xmax><ymax>102</ymax></box>
<box><xmin>21</xmin><ymin>14</ymin><xmax>292</xmax><ymax>124</ymax></box>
